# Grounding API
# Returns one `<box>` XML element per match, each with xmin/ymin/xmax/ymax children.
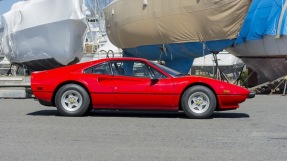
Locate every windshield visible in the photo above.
<box><xmin>149</xmin><ymin>61</ymin><xmax>184</xmax><ymax>77</ymax></box>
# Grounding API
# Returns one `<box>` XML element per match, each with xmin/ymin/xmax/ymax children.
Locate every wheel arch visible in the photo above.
<box><xmin>51</xmin><ymin>81</ymin><xmax>91</xmax><ymax>106</ymax></box>
<box><xmin>178</xmin><ymin>82</ymin><xmax>219</xmax><ymax>111</ymax></box>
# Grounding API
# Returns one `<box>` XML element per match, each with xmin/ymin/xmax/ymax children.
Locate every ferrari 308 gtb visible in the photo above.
<box><xmin>31</xmin><ymin>57</ymin><xmax>255</xmax><ymax>119</ymax></box>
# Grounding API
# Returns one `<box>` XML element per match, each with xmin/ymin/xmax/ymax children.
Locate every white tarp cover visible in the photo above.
<box><xmin>1</xmin><ymin>0</ymin><xmax>87</xmax><ymax>70</ymax></box>
<box><xmin>192</xmin><ymin>53</ymin><xmax>243</xmax><ymax>66</ymax></box>
<box><xmin>0</xmin><ymin>18</ymin><xmax>3</xmax><ymax>57</ymax></box>
<box><xmin>104</xmin><ymin>0</ymin><xmax>251</xmax><ymax>49</ymax></box>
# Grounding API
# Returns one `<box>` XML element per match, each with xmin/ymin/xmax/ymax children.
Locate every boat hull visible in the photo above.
<box><xmin>227</xmin><ymin>35</ymin><xmax>287</xmax><ymax>83</ymax></box>
<box><xmin>124</xmin><ymin>39</ymin><xmax>235</xmax><ymax>73</ymax></box>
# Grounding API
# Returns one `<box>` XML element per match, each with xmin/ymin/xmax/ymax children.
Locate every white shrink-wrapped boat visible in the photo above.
<box><xmin>1</xmin><ymin>0</ymin><xmax>87</xmax><ymax>71</ymax></box>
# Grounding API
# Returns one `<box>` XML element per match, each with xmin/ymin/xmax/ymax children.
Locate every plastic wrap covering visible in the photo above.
<box><xmin>1</xmin><ymin>0</ymin><xmax>87</xmax><ymax>71</ymax></box>
<box><xmin>0</xmin><ymin>22</ymin><xmax>3</xmax><ymax>57</ymax></box>
<box><xmin>0</xmin><ymin>27</ymin><xmax>3</xmax><ymax>40</ymax></box>
<box><xmin>227</xmin><ymin>0</ymin><xmax>287</xmax><ymax>82</ymax></box>
<box><xmin>104</xmin><ymin>0</ymin><xmax>251</xmax><ymax>49</ymax></box>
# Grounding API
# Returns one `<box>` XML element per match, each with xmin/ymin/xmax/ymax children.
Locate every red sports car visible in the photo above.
<box><xmin>31</xmin><ymin>57</ymin><xmax>255</xmax><ymax>119</ymax></box>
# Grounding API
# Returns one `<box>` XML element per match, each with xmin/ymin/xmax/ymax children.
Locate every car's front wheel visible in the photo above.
<box><xmin>55</xmin><ymin>84</ymin><xmax>90</xmax><ymax>116</ymax></box>
<box><xmin>181</xmin><ymin>85</ymin><xmax>216</xmax><ymax>119</ymax></box>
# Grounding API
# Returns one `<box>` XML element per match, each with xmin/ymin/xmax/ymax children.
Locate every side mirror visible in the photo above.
<box><xmin>150</xmin><ymin>78</ymin><xmax>159</xmax><ymax>85</ymax></box>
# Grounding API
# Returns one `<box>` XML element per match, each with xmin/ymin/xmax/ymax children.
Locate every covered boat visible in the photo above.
<box><xmin>227</xmin><ymin>0</ymin><xmax>287</xmax><ymax>83</ymax></box>
<box><xmin>104</xmin><ymin>0</ymin><xmax>251</xmax><ymax>73</ymax></box>
<box><xmin>1</xmin><ymin>0</ymin><xmax>87</xmax><ymax>71</ymax></box>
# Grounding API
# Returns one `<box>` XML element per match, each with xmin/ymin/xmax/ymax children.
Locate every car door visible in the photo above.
<box><xmin>83</xmin><ymin>62</ymin><xmax>116</xmax><ymax>108</ymax></box>
<box><xmin>110</xmin><ymin>60</ymin><xmax>176</xmax><ymax>110</ymax></box>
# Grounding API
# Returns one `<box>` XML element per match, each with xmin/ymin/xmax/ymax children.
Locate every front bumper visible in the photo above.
<box><xmin>248</xmin><ymin>91</ymin><xmax>256</xmax><ymax>98</ymax></box>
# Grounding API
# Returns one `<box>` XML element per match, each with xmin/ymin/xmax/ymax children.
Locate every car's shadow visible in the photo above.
<box><xmin>27</xmin><ymin>110</ymin><xmax>250</xmax><ymax>119</ymax></box>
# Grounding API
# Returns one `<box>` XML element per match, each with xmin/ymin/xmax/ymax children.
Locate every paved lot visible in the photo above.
<box><xmin>0</xmin><ymin>95</ymin><xmax>287</xmax><ymax>161</ymax></box>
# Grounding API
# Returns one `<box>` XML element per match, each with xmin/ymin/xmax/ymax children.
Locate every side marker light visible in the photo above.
<box><xmin>223</xmin><ymin>90</ymin><xmax>230</xmax><ymax>93</ymax></box>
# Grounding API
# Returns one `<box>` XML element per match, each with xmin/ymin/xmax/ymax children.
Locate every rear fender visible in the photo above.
<box><xmin>51</xmin><ymin>80</ymin><xmax>91</xmax><ymax>106</ymax></box>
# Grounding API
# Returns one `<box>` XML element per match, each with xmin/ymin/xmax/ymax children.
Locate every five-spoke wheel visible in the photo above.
<box><xmin>61</xmin><ymin>90</ymin><xmax>83</xmax><ymax>112</ymax></box>
<box><xmin>181</xmin><ymin>85</ymin><xmax>216</xmax><ymax>119</ymax></box>
<box><xmin>55</xmin><ymin>84</ymin><xmax>90</xmax><ymax>116</ymax></box>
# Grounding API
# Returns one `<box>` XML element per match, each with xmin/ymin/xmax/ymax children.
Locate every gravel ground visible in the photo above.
<box><xmin>0</xmin><ymin>95</ymin><xmax>287</xmax><ymax>161</ymax></box>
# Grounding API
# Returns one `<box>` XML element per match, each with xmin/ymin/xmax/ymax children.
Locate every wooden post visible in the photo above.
<box><xmin>248</xmin><ymin>68</ymin><xmax>258</xmax><ymax>88</ymax></box>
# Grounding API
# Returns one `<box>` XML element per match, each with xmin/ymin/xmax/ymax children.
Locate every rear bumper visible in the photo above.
<box><xmin>37</xmin><ymin>99</ymin><xmax>54</xmax><ymax>106</ymax></box>
<box><xmin>248</xmin><ymin>91</ymin><xmax>256</xmax><ymax>99</ymax></box>
<box><xmin>33</xmin><ymin>91</ymin><xmax>53</xmax><ymax>104</ymax></box>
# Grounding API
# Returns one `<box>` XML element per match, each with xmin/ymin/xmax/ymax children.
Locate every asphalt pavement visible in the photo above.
<box><xmin>0</xmin><ymin>95</ymin><xmax>287</xmax><ymax>161</ymax></box>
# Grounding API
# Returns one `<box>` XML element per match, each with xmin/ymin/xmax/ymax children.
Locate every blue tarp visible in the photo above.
<box><xmin>236</xmin><ymin>0</ymin><xmax>286</xmax><ymax>44</ymax></box>
<box><xmin>124</xmin><ymin>39</ymin><xmax>235</xmax><ymax>73</ymax></box>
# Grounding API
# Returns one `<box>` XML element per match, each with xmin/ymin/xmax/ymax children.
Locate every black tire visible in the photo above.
<box><xmin>85</xmin><ymin>106</ymin><xmax>94</xmax><ymax>115</ymax></box>
<box><xmin>55</xmin><ymin>84</ymin><xmax>90</xmax><ymax>116</ymax></box>
<box><xmin>181</xmin><ymin>85</ymin><xmax>216</xmax><ymax>119</ymax></box>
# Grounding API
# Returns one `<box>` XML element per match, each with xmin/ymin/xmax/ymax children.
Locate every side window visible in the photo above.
<box><xmin>111</xmin><ymin>61</ymin><xmax>152</xmax><ymax>78</ymax></box>
<box><xmin>148</xmin><ymin>66</ymin><xmax>167</xmax><ymax>79</ymax></box>
<box><xmin>84</xmin><ymin>62</ymin><xmax>111</xmax><ymax>75</ymax></box>
<box><xmin>111</xmin><ymin>61</ymin><xmax>126</xmax><ymax>76</ymax></box>
<box><xmin>111</xmin><ymin>60</ymin><xmax>167</xmax><ymax>78</ymax></box>
<box><xmin>132</xmin><ymin>62</ymin><xmax>151</xmax><ymax>78</ymax></box>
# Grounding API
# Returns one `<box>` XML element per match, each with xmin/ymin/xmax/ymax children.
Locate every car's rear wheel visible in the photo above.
<box><xmin>55</xmin><ymin>84</ymin><xmax>90</xmax><ymax>116</ymax></box>
<box><xmin>181</xmin><ymin>85</ymin><xmax>216</xmax><ymax>119</ymax></box>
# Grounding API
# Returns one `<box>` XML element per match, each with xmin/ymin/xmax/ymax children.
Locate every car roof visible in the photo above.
<box><xmin>94</xmin><ymin>57</ymin><xmax>148</xmax><ymax>62</ymax></box>
<box><xmin>69</xmin><ymin>57</ymin><xmax>150</xmax><ymax>71</ymax></box>
<box><xmin>38</xmin><ymin>57</ymin><xmax>154</xmax><ymax>74</ymax></box>
<box><xmin>79</xmin><ymin>57</ymin><xmax>150</xmax><ymax>66</ymax></box>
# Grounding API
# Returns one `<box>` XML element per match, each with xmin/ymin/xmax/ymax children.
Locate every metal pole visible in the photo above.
<box><xmin>283</xmin><ymin>76</ymin><xmax>287</xmax><ymax>96</ymax></box>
